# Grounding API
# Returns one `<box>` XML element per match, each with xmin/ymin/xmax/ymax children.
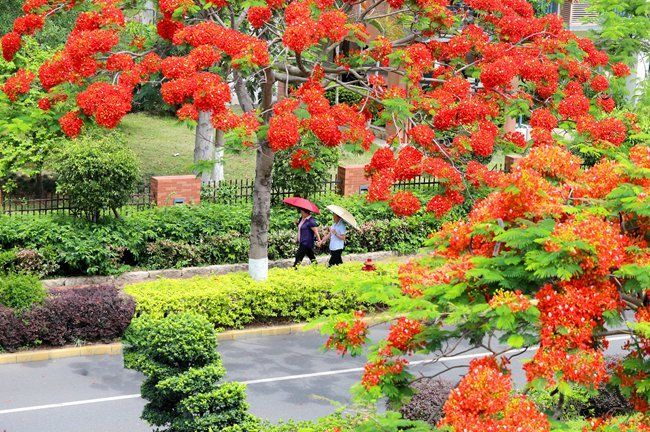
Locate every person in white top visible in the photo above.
<box><xmin>318</xmin><ymin>214</ymin><xmax>347</xmax><ymax>266</ymax></box>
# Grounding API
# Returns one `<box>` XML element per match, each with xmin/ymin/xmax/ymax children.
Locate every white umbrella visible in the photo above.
<box><xmin>326</xmin><ymin>205</ymin><xmax>361</xmax><ymax>232</ymax></box>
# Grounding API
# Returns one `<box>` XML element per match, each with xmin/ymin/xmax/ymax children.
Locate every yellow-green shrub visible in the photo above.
<box><xmin>125</xmin><ymin>263</ymin><xmax>398</xmax><ymax>330</ymax></box>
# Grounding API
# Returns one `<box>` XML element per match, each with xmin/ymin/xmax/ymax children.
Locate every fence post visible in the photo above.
<box><xmin>504</xmin><ymin>154</ymin><xmax>523</xmax><ymax>173</ymax></box>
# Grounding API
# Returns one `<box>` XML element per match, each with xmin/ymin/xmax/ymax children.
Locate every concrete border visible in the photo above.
<box><xmin>0</xmin><ymin>315</ymin><xmax>393</xmax><ymax>365</ymax></box>
<box><xmin>42</xmin><ymin>251</ymin><xmax>401</xmax><ymax>289</ymax></box>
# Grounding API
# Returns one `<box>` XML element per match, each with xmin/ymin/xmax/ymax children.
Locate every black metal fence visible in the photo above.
<box><xmin>1</xmin><ymin>166</ymin><xmax>505</xmax><ymax>216</ymax></box>
<box><xmin>1</xmin><ymin>182</ymin><xmax>152</xmax><ymax>216</ymax></box>
<box><xmin>201</xmin><ymin>176</ymin><xmax>342</xmax><ymax>205</ymax></box>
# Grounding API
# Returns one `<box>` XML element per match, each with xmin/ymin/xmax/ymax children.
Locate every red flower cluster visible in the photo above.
<box><xmin>361</xmin><ymin>357</ymin><xmax>407</xmax><ymax>390</ymax></box>
<box><xmin>440</xmin><ymin>357</ymin><xmax>550</xmax><ymax>431</ymax></box>
<box><xmin>325</xmin><ymin>311</ymin><xmax>368</xmax><ymax>355</ymax></box>
<box><xmin>530</xmin><ymin>108</ymin><xmax>558</xmax><ymax>131</ymax></box>
<box><xmin>384</xmin><ymin>317</ymin><xmax>424</xmax><ymax>354</ymax></box>
<box><xmin>518</xmin><ymin>145</ymin><xmax>582</xmax><ymax>181</ymax></box>
<box><xmin>611</xmin><ymin>62</ymin><xmax>631</xmax><ymax>78</ymax></box>
<box><xmin>389</xmin><ymin>191</ymin><xmax>421</xmax><ymax>217</ymax></box>
<box><xmin>77</xmin><ymin>82</ymin><xmax>132</xmax><ymax>129</ymax></box>
<box><xmin>1</xmin><ymin>32</ymin><xmax>22</xmax><ymax>62</ymax></box>
<box><xmin>590</xmin><ymin>75</ymin><xmax>609</xmax><ymax>93</ymax></box>
<box><xmin>408</xmin><ymin>124</ymin><xmax>436</xmax><ymax>150</ymax></box>
<box><xmin>13</xmin><ymin>14</ymin><xmax>44</xmax><ymax>35</ymax></box>
<box><xmin>59</xmin><ymin>111</ymin><xmax>84</xmax><ymax>138</ymax></box>
<box><xmin>394</xmin><ymin>146</ymin><xmax>423</xmax><ymax>181</ymax></box>
<box><xmin>290</xmin><ymin>149</ymin><xmax>315</xmax><ymax>172</ymax></box>
<box><xmin>268</xmin><ymin>114</ymin><xmax>300</xmax><ymax>151</ymax></box>
<box><xmin>2</xmin><ymin>69</ymin><xmax>35</xmax><ymax>101</ymax></box>
<box><xmin>248</xmin><ymin>6</ymin><xmax>272</xmax><ymax>29</ymax></box>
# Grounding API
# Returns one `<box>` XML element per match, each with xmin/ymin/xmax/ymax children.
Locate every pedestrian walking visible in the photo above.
<box><xmin>294</xmin><ymin>208</ymin><xmax>321</xmax><ymax>267</ymax></box>
<box><xmin>319</xmin><ymin>214</ymin><xmax>347</xmax><ymax>266</ymax></box>
<box><xmin>321</xmin><ymin>205</ymin><xmax>361</xmax><ymax>267</ymax></box>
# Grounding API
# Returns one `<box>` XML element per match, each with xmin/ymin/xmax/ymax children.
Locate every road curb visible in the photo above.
<box><xmin>0</xmin><ymin>315</ymin><xmax>392</xmax><ymax>365</ymax></box>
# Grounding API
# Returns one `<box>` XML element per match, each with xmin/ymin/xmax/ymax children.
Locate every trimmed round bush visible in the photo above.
<box><xmin>0</xmin><ymin>273</ymin><xmax>45</xmax><ymax>310</ymax></box>
<box><xmin>124</xmin><ymin>313</ymin><xmax>259</xmax><ymax>432</ymax></box>
<box><xmin>52</xmin><ymin>133</ymin><xmax>140</xmax><ymax>220</ymax></box>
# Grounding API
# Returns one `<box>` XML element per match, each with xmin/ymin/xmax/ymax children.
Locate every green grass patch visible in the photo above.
<box><xmin>119</xmin><ymin>113</ymin><xmax>374</xmax><ymax>179</ymax></box>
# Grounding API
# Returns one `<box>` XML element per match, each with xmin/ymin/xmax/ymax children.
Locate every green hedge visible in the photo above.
<box><xmin>0</xmin><ymin>193</ymin><xmax>454</xmax><ymax>277</ymax></box>
<box><xmin>125</xmin><ymin>263</ymin><xmax>398</xmax><ymax>330</ymax></box>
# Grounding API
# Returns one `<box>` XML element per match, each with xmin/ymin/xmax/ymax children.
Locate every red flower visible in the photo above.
<box><xmin>248</xmin><ymin>6</ymin><xmax>272</xmax><ymax>29</ymax></box>
<box><xmin>76</xmin><ymin>82</ymin><xmax>132</xmax><ymax>129</ymax></box>
<box><xmin>2</xmin><ymin>69</ymin><xmax>35</xmax><ymax>101</ymax></box>
<box><xmin>408</xmin><ymin>124</ymin><xmax>436</xmax><ymax>150</ymax></box>
<box><xmin>59</xmin><ymin>111</ymin><xmax>84</xmax><ymax>138</ymax></box>
<box><xmin>290</xmin><ymin>149</ymin><xmax>315</xmax><ymax>172</ymax></box>
<box><xmin>1</xmin><ymin>32</ymin><xmax>22</xmax><ymax>62</ymax></box>
<box><xmin>386</xmin><ymin>317</ymin><xmax>424</xmax><ymax>352</ymax></box>
<box><xmin>106</xmin><ymin>53</ymin><xmax>135</xmax><ymax>72</ymax></box>
<box><xmin>366</xmin><ymin>147</ymin><xmax>395</xmax><ymax>175</ymax></box>
<box><xmin>426</xmin><ymin>194</ymin><xmax>453</xmax><ymax>217</ymax></box>
<box><xmin>268</xmin><ymin>113</ymin><xmax>300</xmax><ymax>151</ymax></box>
<box><xmin>13</xmin><ymin>14</ymin><xmax>44</xmax><ymax>35</ymax></box>
<box><xmin>590</xmin><ymin>75</ymin><xmax>609</xmax><ymax>93</ymax></box>
<box><xmin>390</xmin><ymin>191</ymin><xmax>421</xmax><ymax>217</ymax></box>
<box><xmin>611</xmin><ymin>62</ymin><xmax>631</xmax><ymax>78</ymax></box>
<box><xmin>394</xmin><ymin>146</ymin><xmax>423</xmax><ymax>181</ymax></box>
<box><xmin>530</xmin><ymin>108</ymin><xmax>558</xmax><ymax>131</ymax></box>
<box><xmin>37</xmin><ymin>97</ymin><xmax>51</xmax><ymax>111</ymax></box>
<box><xmin>157</xmin><ymin>17</ymin><xmax>184</xmax><ymax>40</ymax></box>
<box><xmin>176</xmin><ymin>104</ymin><xmax>198</xmax><ymax>121</ymax></box>
<box><xmin>596</xmin><ymin>96</ymin><xmax>615</xmax><ymax>113</ymax></box>
<box><xmin>367</xmin><ymin>171</ymin><xmax>395</xmax><ymax>202</ymax></box>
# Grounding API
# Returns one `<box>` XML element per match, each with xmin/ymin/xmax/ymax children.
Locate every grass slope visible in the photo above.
<box><xmin>119</xmin><ymin>113</ymin><xmax>373</xmax><ymax>179</ymax></box>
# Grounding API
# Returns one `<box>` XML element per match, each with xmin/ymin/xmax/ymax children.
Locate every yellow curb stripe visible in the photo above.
<box><xmin>0</xmin><ymin>314</ymin><xmax>395</xmax><ymax>365</ymax></box>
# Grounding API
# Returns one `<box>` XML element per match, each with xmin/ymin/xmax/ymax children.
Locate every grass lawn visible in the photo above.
<box><xmin>119</xmin><ymin>113</ymin><xmax>374</xmax><ymax>180</ymax></box>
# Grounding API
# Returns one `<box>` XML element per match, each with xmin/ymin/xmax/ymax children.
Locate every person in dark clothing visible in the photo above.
<box><xmin>293</xmin><ymin>209</ymin><xmax>321</xmax><ymax>267</ymax></box>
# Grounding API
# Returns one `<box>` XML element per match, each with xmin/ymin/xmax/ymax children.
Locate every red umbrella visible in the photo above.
<box><xmin>283</xmin><ymin>197</ymin><xmax>320</xmax><ymax>214</ymax></box>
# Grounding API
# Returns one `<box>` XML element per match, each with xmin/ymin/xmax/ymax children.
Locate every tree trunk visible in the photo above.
<box><xmin>248</xmin><ymin>69</ymin><xmax>275</xmax><ymax>281</ymax></box>
<box><xmin>194</xmin><ymin>110</ymin><xmax>223</xmax><ymax>183</ymax></box>
<box><xmin>248</xmin><ymin>139</ymin><xmax>275</xmax><ymax>281</ymax></box>
<box><xmin>214</xmin><ymin>130</ymin><xmax>225</xmax><ymax>182</ymax></box>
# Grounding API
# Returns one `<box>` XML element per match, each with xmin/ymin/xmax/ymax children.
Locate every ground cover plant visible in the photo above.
<box><xmin>125</xmin><ymin>262</ymin><xmax>397</xmax><ymax>330</ymax></box>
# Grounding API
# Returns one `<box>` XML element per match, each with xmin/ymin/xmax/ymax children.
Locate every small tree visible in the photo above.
<box><xmin>123</xmin><ymin>313</ymin><xmax>259</xmax><ymax>432</ymax></box>
<box><xmin>53</xmin><ymin>132</ymin><xmax>139</xmax><ymax>221</ymax></box>
<box><xmin>272</xmin><ymin>135</ymin><xmax>339</xmax><ymax>200</ymax></box>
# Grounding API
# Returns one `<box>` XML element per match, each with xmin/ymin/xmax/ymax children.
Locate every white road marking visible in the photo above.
<box><xmin>0</xmin><ymin>335</ymin><xmax>631</xmax><ymax>415</ymax></box>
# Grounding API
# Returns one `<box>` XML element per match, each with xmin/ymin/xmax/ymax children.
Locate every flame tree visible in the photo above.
<box><xmin>0</xmin><ymin>0</ymin><xmax>641</xmax><ymax>287</ymax></box>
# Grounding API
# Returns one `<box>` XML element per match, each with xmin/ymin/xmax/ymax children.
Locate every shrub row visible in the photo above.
<box><xmin>0</xmin><ymin>194</ymin><xmax>453</xmax><ymax>277</ymax></box>
<box><xmin>0</xmin><ymin>285</ymin><xmax>135</xmax><ymax>352</ymax></box>
<box><xmin>125</xmin><ymin>263</ymin><xmax>398</xmax><ymax>330</ymax></box>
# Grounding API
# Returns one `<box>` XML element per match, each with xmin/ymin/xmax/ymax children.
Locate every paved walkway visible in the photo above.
<box><xmin>0</xmin><ymin>327</ymin><xmax>630</xmax><ymax>432</ymax></box>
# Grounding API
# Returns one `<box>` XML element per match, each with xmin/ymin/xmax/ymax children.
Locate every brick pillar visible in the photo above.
<box><xmin>504</xmin><ymin>154</ymin><xmax>523</xmax><ymax>173</ymax></box>
<box><xmin>337</xmin><ymin>165</ymin><xmax>370</xmax><ymax>196</ymax></box>
<box><xmin>151</xmin><ymin>175</ymin><xmax>202</xmax><ymax>207</ymax></box>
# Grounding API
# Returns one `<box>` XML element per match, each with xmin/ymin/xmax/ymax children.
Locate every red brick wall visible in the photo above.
<box><xmin>337</xmin><ymin>165</ymin><xmax>369</xmax><ymax>196</ymax></box>
<box><xmin>151</xmin><ymin>175</ymin><xmax>201</xmax><ymax>207</ymax></box>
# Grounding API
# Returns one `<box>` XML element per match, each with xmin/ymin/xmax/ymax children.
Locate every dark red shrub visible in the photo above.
<box><xmin>0</xmin><ymin>285</ymin><xmax>135</xmax><ymax>352</ymax></box>
<box><xmin>0</xmin><ymin>306</ymin><xmax>29</xmax><ymax>351</ymax></box>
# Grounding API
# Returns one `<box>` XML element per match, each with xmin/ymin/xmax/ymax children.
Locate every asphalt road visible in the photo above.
<box><xmin>0</xmin><ymin>327</ymin><xmax>630</xmax><ymax>432</ymax></box>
